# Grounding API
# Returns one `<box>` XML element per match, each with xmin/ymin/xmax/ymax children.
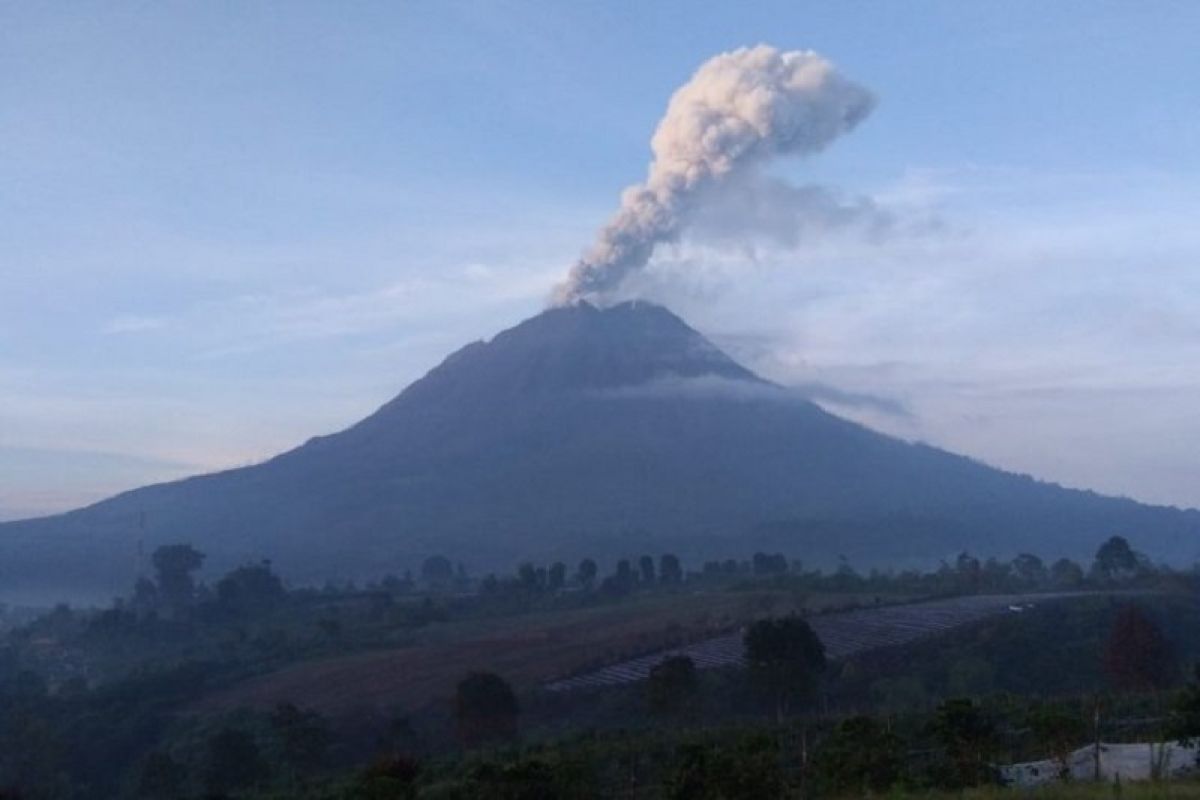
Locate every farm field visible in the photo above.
<box><xmin>196</xmin><ymin>587</ymin><xmax>884</xmax><ymax>717</ymax></box>
<box><xmin>545</xmin><ymin>592</ymin><xmax>1092</xmax><ymax>691</ymax></box>
<box><xmin>196</xmin><ymin>590</ymin><xmax>1097</xmax><ymax>717</ymax></box>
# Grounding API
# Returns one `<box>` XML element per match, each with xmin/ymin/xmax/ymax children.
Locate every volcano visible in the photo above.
<box><xmin>3</xmin><ymin>301</ymin><xmax>1198</xmax><ymax>602</ymax></box>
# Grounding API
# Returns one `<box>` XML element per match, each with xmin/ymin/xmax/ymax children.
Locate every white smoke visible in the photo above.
<box><xmin>554</xmin><ymin>44</ymin><xmax>875</xmax><ymax>306</ymax></box>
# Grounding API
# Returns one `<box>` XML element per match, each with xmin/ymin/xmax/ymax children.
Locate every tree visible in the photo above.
<box><xmin>204</xmin><ymin>727</ymin><xmax>268</xmax><ymax>795</ymax></box>
<box><xmin>576</xmin><ymin>558</ymin><xmax>597</xmax><ymax>589</ymax></box>
<box><xmin>752</xmin><ymin>552</ymin><xmax>788</xmax><ymax>576</ymax></box>
<box><xmin>136</xmin><ymin>751</ymin><xmax>186</xmax><ymax>799</ymax></box>
<box><xmin>981</xmin><ymin>557</ymin><xmax>1013</xmax><ymax>591</ymax></box>
<box><xmin>547</xmin><ymin>562</ymin><xmax>566</xmax><ymax>592</ymax></box>
<box><xmin>151</xmin><ymin>544</ymin><xmax>205</xmax><ymax>610</ymax></box>
<box><xmin>743</xmin><ymin>615</ymin><xmax>826</xmax><ymax>723</ymax></box>
<box><xmin>1050</xmin><ymin>557</ymin><xmax>1085</xmax><ymax>588</ymax></box>
<box><xmin>1092</xmin><ymin>535</ymin><xmax>1139</xmax><ymax>582</ymax></box>
<box><xmin>421</xmin><ymin>555</ymin><xmax>454</xmax><ymax>588</ymax></box>
<box><xmin>612</xmin><ymin>559</ymin><xmax>636</xmax><ymax>593</ymax></box>
<box><xmin>647</xmin><ymin>656</ymin><xmax>698</xmax><ymax>718</ymax></box>
<box><xmin>955</xmin><ymin>551</ymin><xmax>982</xmax><ymax>592</ymax></box>
<box><xmin>455</xmin><ymin>671</ymin><xmax>519</xmax><ymax>747</ymax></box>
<box><xmin>1012</xmin><ymin>553</ymin><xmax>1047</xmax><ymax>586</ymax></box>
<box><xmin>639</xmin><ymin>555</ymin><xmax>656</xmax><ymax>585</ymax></box>
<box><xmin>1103</xmin><ymin>604</ymin><xmax>1174</xmax><ymax>691</ymax></box>
<box><xmin>812</xmin><ymin>716</ymin><xmax>905</xmax><ymax>794</ymax></box>
<box><xmin>947</xmin><ymin>656</ymin><xmax>995</xmax><ymax>697</ymax></box>
<box><xmin>1165</xmin><ymin>664</ymin><xmax>1200</xmax><ymax>744</ymax></box>
<box><xmin>870</xmin><ymin>675</ymin><xmax>929</xmax><ymax>711</ymax></box>
<box><xmin>130</xmin><ymin>576</ymin><xmax>160</xmax><ymax>615</ymax></box>
<box><xmin>216</xmin><ymin>561</ymin><xmax>286</xmax><ymax>612</ymax></box>
<box><xmin>928</xmin><ymin>698</ymin><xmax>997</xmax><ymax>789</ymax></box>
<box><xmin>1028</xmin><ymin>705</ymin><xmax>1085</xmax><ymax>779</ymax></box>
<box><xmin>269</xmin><ymin>702</ymin><xmax>332</xmax><ymax>777</ymax></box>
<box><xmin>467</xmin><ymin>755</ymin><xmax>591</xmax><ymax>799</ymax></box>
<box><xmin>663</xmin><ymin>734</ymin><xmax>784</xmax><ymax>800</ymax></box>
<box><xmin>516</xmin><ymin>562</ymin><xmax>541</xmax><ymax>593</ymax></box>
<box><xmin>833</xmin><ymin>558</ymin><xmax>862</xmax><ymax>590</ymax></box>
<box><xmin>356</xmin><ymin>755</ymin><xmax>421</xmax><ymax>800</ymax></box>
<box><xmin>659</xmin><ymin>554</ymin><xmax>683</xmax><ymax>585</ymax></box>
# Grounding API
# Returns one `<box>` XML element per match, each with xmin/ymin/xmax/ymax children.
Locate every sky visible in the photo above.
<box><xmin>3</xmin><ymin>1</ymin><xmax>1199</xmax><ymax>519</ymax></box>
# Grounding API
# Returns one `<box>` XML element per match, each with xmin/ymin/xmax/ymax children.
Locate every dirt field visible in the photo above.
<box><xmin>545</xmin><ymin>592</ymin><xmax>1091</xmax><ymax>691</ymax></box>
<box><xmin>195</xmin><ymin>589</ymin><xmax>878</xmax><ymax>717</ymax></box>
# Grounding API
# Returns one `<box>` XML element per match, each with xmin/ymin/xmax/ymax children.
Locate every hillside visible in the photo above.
<box><xmin>2</xmin><ymin>301</ymin><xmax>1198</xmax><ymax>602</ymax></box>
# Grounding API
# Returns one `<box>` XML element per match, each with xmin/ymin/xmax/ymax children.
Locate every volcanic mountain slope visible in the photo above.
<box><xmin>2</xmin><ymin>301</ymin><xmax>1198</xmax><ymax>602</ymax></box>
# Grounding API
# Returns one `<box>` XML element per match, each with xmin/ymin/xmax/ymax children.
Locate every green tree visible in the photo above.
<box><xmin>639</xmin><ymin>555</ymin><xmax>656</xmax><ymax>585</ymax></box>
<box><xmin>516</xmin><ymin>562</ymin><xmax>541</xmax><ymax>593</ymax></box>
<box><xmin>752</xmin><ymin>552</ymin><xmax>788</xmax><ymax>576</ymax></box>
<box><xmin>576</xmin><ymin>558</ymin><xmax>597</xmax><ymax>589</ymax></box>
<box><xmin>743</xmin><ymin>615</ymin><xmax>826</xmax><ymax>723</ymax></box>
<box><xmin>659</xmin><ymin>553</ymin><xmax>683</xmax><ymax>585</ymax></box>
<box><xmin>151</xmin><ymin>544</ymin><xmax>205</xmax><ymax>610</ymax></box>
<box><xmin>1050</xmin><ymin>557</ymin><xmax>1085</xmax><ymax>588</ymax></box>
<box><xmin>1092</xmin><ymin>535</ymin><xmax>1139</xmax><ymax>582</ymax></box>
<box><xmin>870</xmin><ymin>675</ymin><xmax>928</xmax><ymax>712</ymax></box>
<box><xmin>1166</xmin><ymin>664</ymin><xmax>1200</xmax><ymax>745</ymax></box>
<box><xmin>647</xmin><ymin>655</ymin><xmax>698</xmax><ymax>719</ymax></box>
<box><xmin>1012</xmin><ymin>552</ymin><xmax>1047</xmax><ymax>586</ymax></box>
<box><xmin>607</xmin><ymin>559</ymin><xmax>636</xmax><ymax>595</ymax></box>
<box><xmin>204</xmin><ymin>727</ymin><xmax>268</xmax><ymax>796</ymax></box>
<box><xmin>1028</xmin><ymin>705</ymin><xmax>1085</xmax><ymax>779</ymax></box>
<box><xmin>663</xmin><ymin>734</ymin><xmax>784</xmax><ymax>800</ymax></box>
<box><xmin>947</xmin><ymin>656</ymin><xmax>996</xmax><ymax>697</ymax></box>
<box><xmin>467</xmin><ymin>755</ymin><xmax>594</xmax><ymax>800</ymax></box>
<box><xmin>547</xmin><ymin>562</ymin><xmax>567</xmax><ymax>592</ymax></box>
<box><xmin>455</xmin><ymin>671</ymin><xmax>519</xmax><ymax>747</ymax></box>
<box><xmin>928</xmin><ymin>698</ymin><xmax>997</xmax><ymax>789</ymax></box>
<box><xmin>130</xmin><ymin>576</ymin><xmax>160</xmax><ymax>614</ymax></box>
<box><xmin>421</xmin><ymin>555</ymin><xmax>454</xmax><ymax>588</ymax></box>
<box><xmin>355</xmin><ymin>755</ymin><xmax>421</xmax><ymax>800</ymax></box>
<box><xmin>216</xmin><ymin>561</ymin><xmax>285</xmax><ymax>612</ymax></box>
<box><xmin>269</xmin><ymin>702</ymin><xmax>332</xmax><ymax>777</ymax></box>
<box><xmin>136</xmin><ymin>751</ymin><xmax>187</xmax><ymax>799</ymax></box>
<box><xmin>1103</xmin><ymin>604</ymin><xmax>1174</xmax><ymax>691</ymax></box>
<box><xmin>812</xmin><ymin>715</ymin><xmax>905</xmax><ymax>794</ymax></box>
<box><xmin>955</xmin><ymin>551</ymin><xmax>982</xmax><ymax>592</ymax></box>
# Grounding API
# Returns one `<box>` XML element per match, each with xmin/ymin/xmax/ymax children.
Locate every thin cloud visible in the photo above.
<box><xmin>790</xmin><ymin>381</ymin><xmax>911</xmax><ymax>418</ymax></box>
<box><xmin>102</xmin><ymin>314</ymin><xmax>169</xmax><ymax>334</ymax></box>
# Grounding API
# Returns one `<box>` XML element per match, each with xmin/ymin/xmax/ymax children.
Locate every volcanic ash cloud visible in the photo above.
<box><xmin>554</xmin><ymin>44</ymin><xmax>875</xmax><ymax>306</ymax></box>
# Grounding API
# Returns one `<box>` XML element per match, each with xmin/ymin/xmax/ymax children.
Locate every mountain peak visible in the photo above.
<box><xmin>3</xmin><ymin>298</ymin><xmax>1199</xmax><ymax>604</ymax></box>
<box><xmin>400</xmin><ymin>301</ymin><xmax>759</xmax><ymax>404</ymax></box>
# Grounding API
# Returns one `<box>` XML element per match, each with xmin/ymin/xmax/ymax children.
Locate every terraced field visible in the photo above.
<box><xmin>196</xmin><ymin>588</ymin><xmax>866</xmax><ymax>717</ymax></box>
<box><xmin>544</xmin><ymin>592</ymin><xmax>1087</xmax><ymax>692</ymax></box>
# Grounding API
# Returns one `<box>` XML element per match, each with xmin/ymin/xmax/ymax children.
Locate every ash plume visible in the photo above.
<box><xmin>554</xmin><ymin>44</ymin><xmax>875</xmax><ymax>306</ymax></box>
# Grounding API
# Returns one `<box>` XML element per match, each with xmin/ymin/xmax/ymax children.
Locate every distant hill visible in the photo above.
<box><xmin>2</xmin><ymin>301</ymin><xmax>1197</xmax><ymax>603</ymax></box>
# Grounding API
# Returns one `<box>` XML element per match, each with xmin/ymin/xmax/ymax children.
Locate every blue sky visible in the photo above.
<box><xmin>3</xmin><ymin>2</ymin><xmax>1199</xmax><ymax>518</ymax></box>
